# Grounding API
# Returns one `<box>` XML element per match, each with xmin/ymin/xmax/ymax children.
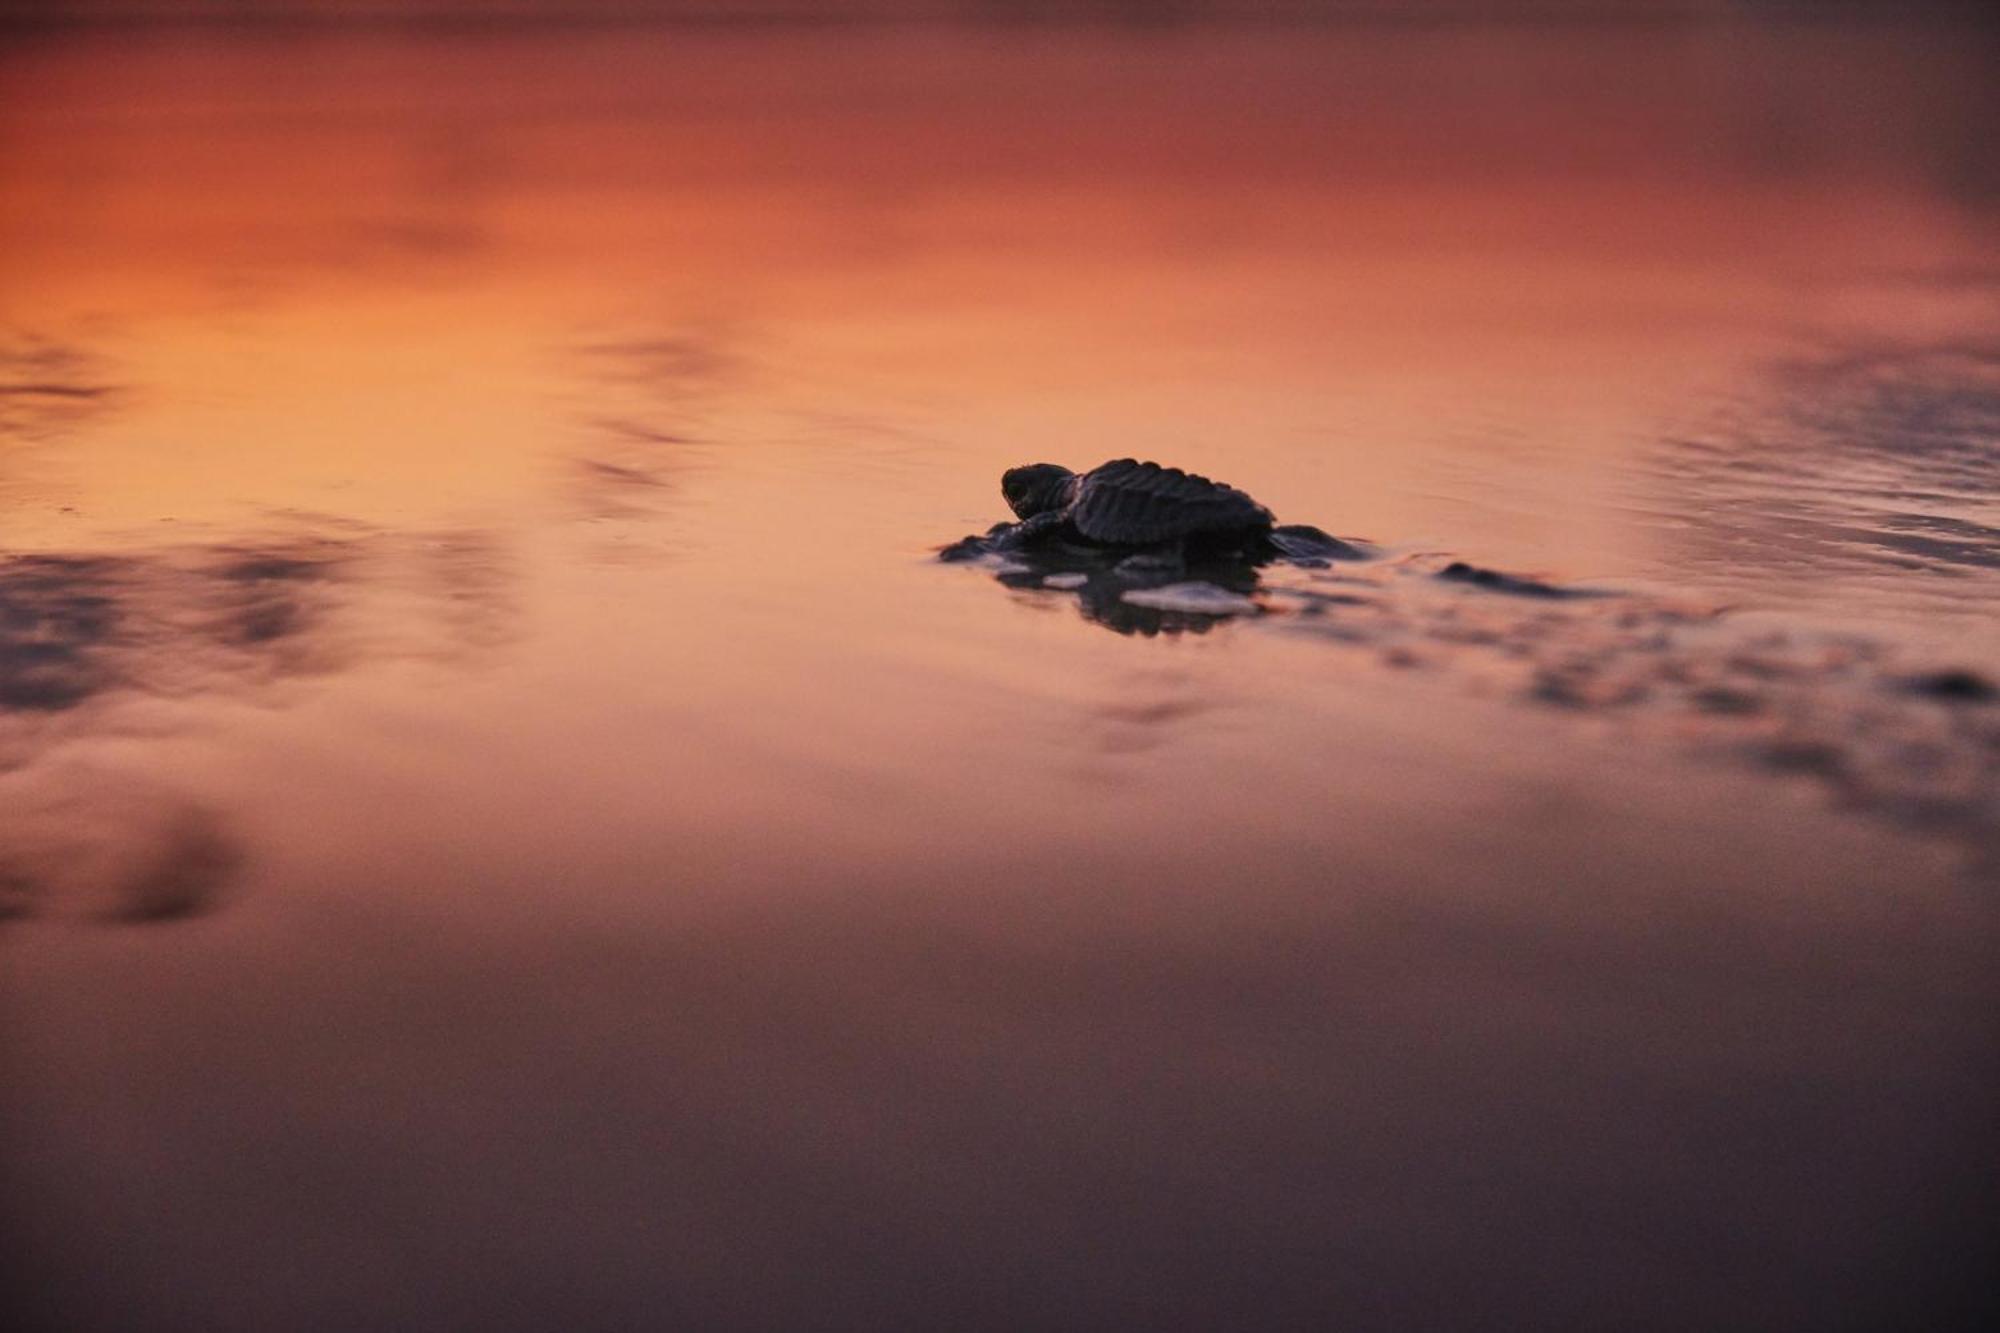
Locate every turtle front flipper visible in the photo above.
<box><xmin>937</xmin><ymin>520</ymin><xmax>1018</xmax><ymax>562</ymax></box>
<box><xmin>987</xmin><ymin>511</ymin><xmax>1069</xmax><ymax>552</ymax></box>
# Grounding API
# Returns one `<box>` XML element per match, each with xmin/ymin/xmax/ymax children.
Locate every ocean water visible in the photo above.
<box><xmin>3</xmin><ymin>16</ymin><xmax>1996</xmax><ymax>1329</ymax></box>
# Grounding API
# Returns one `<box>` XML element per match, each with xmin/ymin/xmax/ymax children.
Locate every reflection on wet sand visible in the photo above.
<box><xmin>0</xmin><ymin>335</ymin><xmax>118</xmax><ymax>443</ymax></box>
<box><xmin>564</xmin><ymin>326</ymin><xmax>743</xmax><ymax>437</ymax></box>
<box><xmin>0</xmin><ymin>528</ymin><xmax>514</xmax><ymax>921</ymax></box>
<box><xmin>5</xmin><ymin>535</ymin><xmax>385</xmax><ymax>737</ymax></box>
<box><xmin>564</xmin><ymin>418</ymin><xmax>703</xmax><ymax>528</ymax></box>
<box><xmin>1652</xmin><ymin>327</ymin><xmax>2000</xmax><ymax>600</ymax></box>
<box><xmin>0</xmin><ymin>765</ymin><xmax>239</xmax><ymax>923</ymax></box>
<box><xmin>0</xmin><ymin>556</ymin><xmax>120</xmax><ymax>713</ymax></box>
<box><xmin>553</xmin><ymin>327</ymin><xmax>740</xmax><ymax>548</ymax></box>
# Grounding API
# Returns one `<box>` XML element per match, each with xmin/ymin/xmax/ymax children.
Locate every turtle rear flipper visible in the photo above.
<box><xmin>1264</xmin><ymin>524</ymin><xmax>1372</xmax><ymax>565</ymax></box>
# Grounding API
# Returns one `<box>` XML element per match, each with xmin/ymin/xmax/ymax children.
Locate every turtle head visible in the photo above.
<box><xmin>1002</xmin><ymin>463</ymin><xmax>1075</xmax><ymax>520</ymax></box>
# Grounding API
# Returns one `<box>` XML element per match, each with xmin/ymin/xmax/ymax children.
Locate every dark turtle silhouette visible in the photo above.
<box><xmin>1001</xmin><ymin>457</ymin><xmax>1274</xmax><ymax>546</ymax></box>
<box><xmin>937</xmin><ymin>458</ymin><xmax>1371</xmax><ymax>635</ymax></box>
<box><xmin>942</xmin><ymin>458</ymin><xmax>1362</xmax><ymax>566</ymax></box>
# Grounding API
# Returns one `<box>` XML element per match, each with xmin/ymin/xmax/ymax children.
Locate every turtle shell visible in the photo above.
<box><xmin>1065</xmin><ymin>459</ymin><xmax>1273</xmax><ymax>544</ymax></box>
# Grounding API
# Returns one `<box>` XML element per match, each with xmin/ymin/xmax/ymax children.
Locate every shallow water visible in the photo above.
<box><xmin>3</xmin><ymin>16</ymin><xmax>1998</xmax><ymax>1330</ymax></box>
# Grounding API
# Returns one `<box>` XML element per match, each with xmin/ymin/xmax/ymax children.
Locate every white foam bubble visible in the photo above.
<box><xmin>1119</xmin><ymin>582</ymin><xmax>1260</xmax><ymax>616</ymax></box>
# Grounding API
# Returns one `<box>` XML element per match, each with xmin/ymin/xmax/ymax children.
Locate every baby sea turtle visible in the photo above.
<box><xmin>949</xmin><ymin>458</ymin><xmax>1361</xmax><ymax>564</ymax></box>
<box><xmin>1000</xmin><ymin>458</ymin><xmax>1270</xmax><ymax>545</ymax></box>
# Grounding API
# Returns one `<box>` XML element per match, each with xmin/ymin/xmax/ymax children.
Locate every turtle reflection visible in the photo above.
<box><xmin>942</xmin><ymin>524</ymin><xmax>1366</xmax><ymax>637</ymax></box>
<box><xmin>1013</xmin><ymin>543</ymin><xmax>1262</xmax><ymax>637</ymax></box>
